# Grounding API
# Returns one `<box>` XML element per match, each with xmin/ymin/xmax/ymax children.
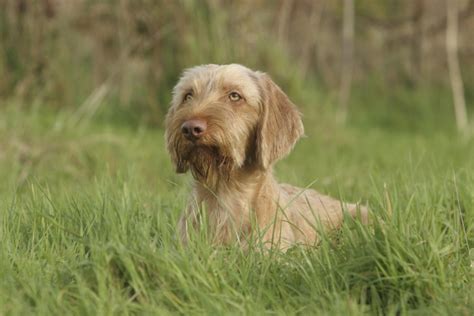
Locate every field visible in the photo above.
<box><xmin>1</xmin><ymin>1</ymin><xmax>474</xmax><ymax>314</ymax></box>
<box><xmin>1</xmin><ymin>93</ymin><xmax>473</xmax><ymax>314</ymax></box>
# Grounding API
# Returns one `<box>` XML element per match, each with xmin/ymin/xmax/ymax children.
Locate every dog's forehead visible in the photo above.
<box><xmin>175</xmin><ymin>64</ymin><xmax>261</xmax><ymax>104</ymax></box>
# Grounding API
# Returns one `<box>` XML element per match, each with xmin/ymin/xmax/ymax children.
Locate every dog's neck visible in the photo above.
<box><xmin>191</xmin><ymin>165</ymin><xmax>279</xmax><ymax>244</ymax></box>
<box><xmin>193</xmin><ymin>164</ymin><xmax>273</xmax><ymax>197</ymax></box>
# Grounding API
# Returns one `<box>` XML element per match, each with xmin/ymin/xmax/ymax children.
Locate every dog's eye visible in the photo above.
<box><xmin>184</xmin><ymin>92</ymin><xmax>193</xmax><ymax>102</ymax></box>
<box><xmin>229</xmin><ymin>92</ymin><xmax>241</xmax><ymax>102</ymax></box>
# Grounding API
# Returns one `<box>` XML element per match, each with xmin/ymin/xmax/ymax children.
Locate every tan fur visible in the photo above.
<box><xmin>165</xmin><ymin>64</ymin><xmax>368</xmax><ymax>250</ymax></box>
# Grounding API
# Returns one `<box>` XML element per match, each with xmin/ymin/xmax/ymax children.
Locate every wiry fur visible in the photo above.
<box><xmin>165</xmin><ymin>64</ymin><xmax>368</xmax><ymax>250</ymax></box>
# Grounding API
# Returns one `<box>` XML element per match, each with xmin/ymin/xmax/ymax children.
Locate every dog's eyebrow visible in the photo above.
<box><xmin>206</xmin><ymin>78</ymin><xmax>213</xmax><ymax>90</ymax></box>
<box><xmin>221</xmin><ymin>83</ymin><xmax>243</xmax><ymax>92</ymax></box>
<box><xmin>191</xmin><ymin>76</ymin><xmax>207</xmax><ymax>95</ymax></box>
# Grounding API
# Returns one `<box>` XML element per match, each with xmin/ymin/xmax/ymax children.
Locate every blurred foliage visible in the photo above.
<box><xmin>0</xmin><ymin>0</ymin><xmax>473</xmax><ymax>127</ymax></box>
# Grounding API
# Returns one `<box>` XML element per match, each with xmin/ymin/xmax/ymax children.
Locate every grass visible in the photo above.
<box><xmin>0</xmin><ymin>100</ymin><xmax>473</xmax><ymax>315</ymax></box>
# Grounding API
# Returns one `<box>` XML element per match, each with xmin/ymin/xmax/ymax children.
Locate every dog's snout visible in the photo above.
<box><xmin>181</xmin><ymin>119</ymin><xmax>207</xmax><ymax>140</ymax></box>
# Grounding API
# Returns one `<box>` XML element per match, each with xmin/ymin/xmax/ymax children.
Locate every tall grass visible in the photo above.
<box><xmin>0</xmin><ymin>103</ymin><xmax>473</xmax><ymax>314</ymax></box>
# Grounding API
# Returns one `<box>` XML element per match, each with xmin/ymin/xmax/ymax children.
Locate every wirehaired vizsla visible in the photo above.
<box><xmin>165</xmin><ymin>64</ymin><xmax>368</xmax><ymax>250</ymax></box>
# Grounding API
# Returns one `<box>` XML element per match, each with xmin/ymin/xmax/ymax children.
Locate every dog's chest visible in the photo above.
<box><xmin>196</xmin><ymin>185</ymin><xmax>254</xmax><ymax>242</ymax></box>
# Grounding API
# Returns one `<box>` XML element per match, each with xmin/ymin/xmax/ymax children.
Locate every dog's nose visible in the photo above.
<box><xmin>181</xmin><ymin>119</ymin><xmax>207</xmax><ymax>140</ymax></box>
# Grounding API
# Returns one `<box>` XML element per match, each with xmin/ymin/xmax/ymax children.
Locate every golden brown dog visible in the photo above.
<box><xmin>165</xmin><ymin>64</ymin><xmax>368</xmax><ymax>250</ymax></box>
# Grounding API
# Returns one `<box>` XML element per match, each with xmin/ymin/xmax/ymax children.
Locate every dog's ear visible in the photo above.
<box><xmin>255</xmin><ymin>73</ymin><xmax>304</xmax><ymax>170</ymax></box>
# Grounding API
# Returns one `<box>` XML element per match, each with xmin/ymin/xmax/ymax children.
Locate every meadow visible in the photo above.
<box><xmin>1</xmin><ymin>1</ymin><xmax>474</xmax><ymax>314</ymax></box>
<box><xmin>1</xmin><ymin>88</ymin><xmax>473</xmax><ymax>314</ymax></box>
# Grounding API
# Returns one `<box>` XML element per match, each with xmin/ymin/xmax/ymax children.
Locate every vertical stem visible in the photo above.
<box><xmin>411</xmin><ymin>0</ymin><xmax>424</xmax><ymax>81</ymax></box>
<box><xmin>277</xmin><ymin>0</ymin><xmax>294</xmax><ymax>45</ymax></box>
<box><xmin>338</xmin><ymin>0</ymin><xmax>354</xmax><ymax>124</ymax></box>
<box><xmin>446</xmin><ymin>0</ymin><xmax>468</xmax><ymax>132</ymax></box>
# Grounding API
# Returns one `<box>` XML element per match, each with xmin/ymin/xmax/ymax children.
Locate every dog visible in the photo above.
<box><xmin>165</xmin><ymin>64</ymin><xmax>368</xmax><ymax>250</ymax></box>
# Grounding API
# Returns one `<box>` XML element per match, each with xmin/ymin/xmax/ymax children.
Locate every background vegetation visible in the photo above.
<box><xmin>0</xmin><ymin>0</ymin><xmax>473</xmax><ymax>315</ymax></box>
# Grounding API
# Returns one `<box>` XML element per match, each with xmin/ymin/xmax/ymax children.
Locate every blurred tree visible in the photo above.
<box><xmin>0</xmin><ymin>0</ymin><xmax>473</xmax><ymax>128</ymax></box>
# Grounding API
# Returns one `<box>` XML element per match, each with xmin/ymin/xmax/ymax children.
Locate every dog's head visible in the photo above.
<box><xmin>165</xmin><ymin>64</ymin><xmax>304</xmax><ymax>182</ymax></box>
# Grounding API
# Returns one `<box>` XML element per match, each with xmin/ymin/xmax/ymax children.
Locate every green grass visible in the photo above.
<box><xmin>0</xmin><ymin>102</ymin><xmax>473</xmax><ymax>315</ymax></box>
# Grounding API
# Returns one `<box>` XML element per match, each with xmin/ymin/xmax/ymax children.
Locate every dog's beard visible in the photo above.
<box><xmin>177</xmin><ymin>141</ymin><xmax>236</xmax><ymax>187</ymax></box>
